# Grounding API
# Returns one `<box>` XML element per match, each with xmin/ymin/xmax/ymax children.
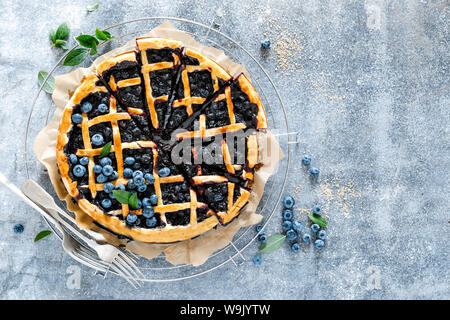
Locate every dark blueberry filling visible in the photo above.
<box><xmin>184</xmin><ymin>55</ymin><xmax>200</xmax><ymax>66</ymax></box>
<box><xmin>202</xmin><ymin>183</ymin><xmax>228</xmax><ymax>212</ymax></box>
<box><xmin>118</xmin><ymin>115</ymin><xmax>152</xmax><ymax>142</ymax></box>
<box><xmin>154</xmin><ymin>101</ymin><xmax>169</xmax><ymax>126</ymax></box>
<box><xmin>103</xmin><ymin>60</ymin><xmax>140</xmax><ymax>82</ymax></box>
<box><xmin>64</xmin><ymin>126</ymin><xmax>84</xmax><ymax>154</ymax></box>
<box><xmin>145</xmin><ymin>48</ymin><xmax>179</xmax><ymax>64</ymax></box>
<box><xmin>188</xmin><ymin>70</ymin><xmax>214</xmax><ymax>98</ymax></box>
<box><xmin>156</xmin><ymin>148</ymin><xmax>183</xmax><ymax>176</ymax></box>
<box><xmin>161</xmin><ymin>182</ymin><xmax>190</xmax><ymax>204</ymax></box>
<box><xmin>89</xmin><ymin>123</ymin><xmax>113</xmax><ymax>146</ymax></box>
<box><xmin>116</xmin><ymin>85</ymin><xmax>144</xmax><ymax>108</ymax></box>
<box><xmin>205</xmin><ymin>100</ymin><xmax>230</xmax><ymax>128</ymax></box>
<box><xmin>196</xmin><ymin>207</ymin><xmax>209</xmax><ymax>223</ymax></box>
<box><xmin>136</xmin><ymin>212</ymin><xmax>164</xmax><ymax>229</ymax></box>
<box><xmin>167</xmin><ymin>107</ymin><xmax>189</xmax><ymax>130</ymax></box>
<box><xmin>150</xmin><ymin>69</ymin><xmax>174</xmax><ymax>97</ymax></box>
<box><xmin>92</xmin><ymin>191</ymin><xmax>122</xmax><ymax>212</ymax></box>
<box><xmin>165</xmin><ymin>209</ymin><xmax>190</xmax><ymax>226</ymax></box>
<box><xmin>230</xmin><ymin>82</ymin><xmax>259</xmax><ymax>129</ymax></box>
<box><xmin>122</xmin><ymin>147</ymin><xmax>153</xmax><ymax>174</ymax></box>
<box><xmin>74</xmin><ymin>92</ymin><xmax>111</xmax><ymax>120</ymax></box>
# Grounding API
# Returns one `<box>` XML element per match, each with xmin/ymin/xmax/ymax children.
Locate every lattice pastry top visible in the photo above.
<box><xmin>56</xmin><ymin>37</ymin><xmax>267</xmax><ymax>243</ymax></box>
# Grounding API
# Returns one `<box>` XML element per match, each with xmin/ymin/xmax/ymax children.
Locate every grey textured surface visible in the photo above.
<box><xmin>0</xmin><ymin>0</ymin><xmax>449</xmax><ymax>299</ymax></box>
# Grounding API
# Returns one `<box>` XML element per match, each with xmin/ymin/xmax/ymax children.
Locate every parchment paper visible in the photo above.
<box><xmin>34</xmin><ymin>22</ymin><xmax>283</xmax><ymax>266</ymax></box>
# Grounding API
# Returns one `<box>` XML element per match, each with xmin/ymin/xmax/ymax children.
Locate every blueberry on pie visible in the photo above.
<box><xmin>56</xmin><ymin>37</ymin><xmax>268</xmax><ymax>243</ymax></box>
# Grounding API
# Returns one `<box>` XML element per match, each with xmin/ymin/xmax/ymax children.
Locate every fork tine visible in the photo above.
<box><xmin>113</xmin><ymin>257</ymin><xmax>141</xmax><ymax>287</ymax></box>
<box><xmin>112</xmin><ymin>258</ymin><xmax>141</xmax><ymax>288</ymax></box>
<box><xmin>76</xmin><ymin>244</ymin><xmax>110</xmax><ymax>268</ymax></box>
<box><xmin>108</xmin><ymin>263</ymin><xmax>138</xmax><ymax>288</ymax></box>
<box><xmin>117</xmin><ymin>251</ymin><xmax>145</xmax><ymax>279</ymax></box>
<box><xmin>114</xmin><ymin>255</ymin><xmax>141</xmax><ymax>281</ymax></box>
<box><xmin>69</xmin><ymin>249</ymin><xmax>107</xmax><ymax>272</ymax></box>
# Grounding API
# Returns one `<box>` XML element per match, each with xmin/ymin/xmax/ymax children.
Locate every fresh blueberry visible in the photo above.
<box><xmin>311</xmin><ymin>224</ymin><xmax>320</xmax><ymax>233</ymax></box>
<box><xmin>317</xmin><ymin>230</ymin><xmax>327</xmax><ymax>240</ymax></box>
<box><xmin>100</xmin><ymin>157</ymin><xmax>112</xmax><ymax>167</ymax></box>
<box><xmin>133</xmin><ymin>170</ymin><xmax>143</xmax><ymax>178</ymax></box>
<box><xmin>136</xmin><ymin>199</ymin><xmax>142</xmax><ymax>209</ymax></box>
<box><xmin>158</xmin><ymin>167</ymin><xmax>170</xmax><ymax>177</ymax></box>
<box><xmin>69</xmin><ymin>154</ymin><xmax>78</xmax><ymax>164</ymax></box>
<box><xmin>261</xmin><ymin>39</ymin><xmax>270</xmax><ymax>49</ymax></box>
<box><xmin>314</xmin><ymin>239</ymin><xmax>325</xmax><ymax>249</ymax></box>
<box><xmin>133</xmin><ymin>175</ymin><xmax>145</xmax><ymax>186</ymax></box>
<box><xmin>301</xmin><ymin>233</ymin><xmax>312</xmax><ymax>243</ymax></box>
<box><xmin>71</xmin><ymin>113</ymin><xmax>83</xmax><ymax>124</ymax></box>
<box><xmin>252</xmin><ymin>255</ymin><xmax>263</xmax><ymax>266</ymax></box>
<box><xmin>109</xmin><ymin>192</ymin><xmax>115</xmax><ymax>199</ymax></box>
<box><xmin>286</xmin><ymin>229</ymin><xmax>298</xmax><ymax>241</ymax></box>
<box><xmin>101</xmin><ymin>199</ymin><xmax>112</xmax><ymax>209</ymax></box>
<box><xmin>13</xmin><ymin>224</ymin><xmax>24</xmax><ymax>234</ymax></box>
<box><xmin>123</xmin><ymin>168</ymin><xmax>133</xmax><ymax>178</ymax></box>
<box><xmin>79</xmin><ymin>156</ymin><xmax>89</xmax><ymax>166</ymax></box>
<box><xmin>142</xmin><ymin>197</ymin><xmax>151</xmax><ymax>207</ymax></box>
<box><xmin>137</xmin><ymin>184</ymin><xmax>147</xmax><ymax>193</ymax></box>
<box><xmin>92</xmin><ymin>134</ymin><xmax>104</xmax><ymax>146</ymax></box>
<box><xmin>96</xmin><ymin>174</ymin><xmax>107</xmax><ymax>183</ymax></box>
<box><xmin>146</xmin><ymin>217</ymin><xmax>157</xmax><ymax>227</ymax></box>
<box><xmin>144</xmin><ymin>173</ymin><xmax>155</xmax><ymax>184</ymax></box>
<box><xmin>114</xmin><ymin>184</ymin><xmax>125</xmax><ymax>191</ymax></box>
<box><xmin>255</xmin><ymin>224</ymin><xmax>264</xmax><ymax>233</ymax></box>
<box><xmin>93</xmin><ymin>165</ymin><xmax>102</xmax><ymax>174</ymax></box>
<box><xmin>291</xmin><ymin>242</ymin><xmax>301</xmax><ymax>253</ymax></box>
<box><xmin>310</xmin><ymin>167</ymin><xmax>320</xmax><ymax>177</ymax></box>
<box><xmin>258</xmin><ymin>233</ymin><xmax>268</xmax><ymax>242</ymax></box>
<box><xmin>73</xmin><ymin>165</ymin><xmax>86</xmax><ymax>177</ymax></box>
<box><xmin>149</xmin><ymin>194</ymin><xmax>158</xmax><ymax>205</ymax></box>
<box><xmin>97</xmin><ymin>103</ymin><xmax>108</xmax><ymax>113</ymax></box>
<box><xmin>312</xmin><ymin>205</ymin><xmax>322</xmax><ymax>215</ymax></box>
<box><xmin>282</xmin><ymin>220</ymin><xmax>292</xmax><ymax>231</ymax></box>
<box><xmin>142</xmin><ymin>206</ymin><xmax>154</xmax><ymax>218</ymax></box>
<box><xmin>301</xmin><ymin>154</ymin><xmax>311</xmax><ymax>165</ymax></box>
<box><xmin>126</xmin><ymin>213</ymin><xmax>138</xmax><ymax>225</ymax></box>
<box><xmin>126</xmin><ymin>180</ymin><xmax>136</xmax><ymax>190</ymax></box>
<box><xmin>109</xmin><ymin>171</ymin><xmax>118</xmax><ymax>181</ymax></box>
<box><xmin>292</xmin><ymin>220</ymin><xmax>303</xmax><ymax>232</ymax></box>
<box><xmin>103</xmin><ymin>182</ymin><xmax>114</xmax><ymax>193</ymax></box>
<box><xmin>124</xmin><ymin>157</ymin><xmax>135</xmax><ymax>166</ymax></box>
<box><xmin>81</xmin><ymin>101</ymin><xmax>93</xmax><ymax>113</ymax></box>
<box><xmin>282</xmin><ymin>195</ymin><xmax>295</xmax><ymax>208</ymax></box>
<box><xmin>282</xmin><ymin>208</ymin><xmax>294</xmax><ymax>221</ymax></box>
<box><xmin>102</xmin><ymin>165</ymin><xmax>113</xmax><ymax>176</ymax></box>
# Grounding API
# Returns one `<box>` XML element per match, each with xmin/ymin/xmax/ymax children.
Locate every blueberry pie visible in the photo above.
<box><xmin>56</xmin><ymin>37</ymin><xmax>268</xmax><ymax>243</ymax></box>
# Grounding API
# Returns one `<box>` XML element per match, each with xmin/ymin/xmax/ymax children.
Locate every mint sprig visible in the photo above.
<box><xmin>308</xmin><ymin>213</ymin><xmax>327</xmax><ymax>228</ymax></box>
<box><xmin>259</xmin><ymin>234</ymin><xmax>286</xmax><ymax>253</ymax></box>
<box><xmin>86</xmin><ymin>3</ymin><xmax>99</xmax><ymax>12</ymax></box>
<box><xmin>34</xmin><ymin>230</ymin><xmax>52</xmax><ymax>242</ymax></box>
<box><xmin>63</xmin><ymin>29</ymin><xmax>114</xmax><ymax>66</ymax></box>
<box><xmin>37</xmin><ymin>71</ymin><xmax>55</xmax><ymax>94</ymax></box>
<box><xmin>99</xmin><ymin>142</ymin><xmax>112</xmax><ymax>158</ymax></box>
<box><xmin>112</xmin><ymin>190</ymin><xmax>139</xmax><ymax>209</ymax></box>
<box><xmin>50</xmin><ymin>22</ymin><xmax>69</xmax><ymax>50</ymax></box>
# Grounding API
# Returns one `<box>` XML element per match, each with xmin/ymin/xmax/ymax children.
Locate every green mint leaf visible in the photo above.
<box><xmin>55</xmin><ymin>22</ymin><xmax>70</xmax><ymax>41</ymax></box>
<box><xmin>37</xmin><ymin>71</ymin><xmax>55</xmax><ymax>94</ymax></box>
<box><xmin>129</xmin><ymin>192</ymin><xmax>138</xmax><ymax>209</ymax></box>
<box><xmin>54</xmin><ymin>41</ymin><xmax>68</xmax><ymax>50</ymax></box>
<box><xmin>76</xmin><ymin>34</ymin><xmax>99</xmax><ymax>49</ymax></box>
<box><xmin>49</xmin><ymin>29</ymin><xmax>56</xmax><ymax>44</ymax></box>
<box><xmin>308</xmin><ymin>213</ymin><xmax>327</xmax><ymax>228</ymax></box>
<box><xmin>259</xmin><ymin>234</ymin><xmax>286</xmax><ymax>253</ymax></box>
<box><xmin>34</xmin><ymin>230</ymin><xmax>52</xmax><ymax>242</ymax></box>
<box><xmin>99</xmin><ymin>142</ymin><xmax>112</xmax><ymax>157</ymax></box>
<box><xmin>89</xmin><ymin>46</ymin><xmax>98</xmax><ymax>56</ymax></box>
<box><xmin>63</xmin><ymin>48</ymin><xmax>89</xmax><ymax>66</ymax></box>
<box><xmin>86</xmin><ymin>3</ymin><xmax>99</xmax><ymax>12</ymax></box>
<box><xmin>113</xmin><ymin>190</ymin><xmax>131</xmax><ymax>205</ymax></box>
<box><xmin>95</xmin><ymin>29</ymin><xmax>108</xmax><ymax>41</ymax></box>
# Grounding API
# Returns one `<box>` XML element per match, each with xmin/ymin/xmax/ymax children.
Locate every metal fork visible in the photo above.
<box><xmin>21</xmin><ymin>179</ymin><xmax>145</xmax><ymax>287</ymax></box>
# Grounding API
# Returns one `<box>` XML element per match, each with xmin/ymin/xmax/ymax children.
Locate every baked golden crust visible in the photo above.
<box><xmin>56</xmin><ymin>37</ymin><xmax>267</xmax><ymax>243</ymax></box>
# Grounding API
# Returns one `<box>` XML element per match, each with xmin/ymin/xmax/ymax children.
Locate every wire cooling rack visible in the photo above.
<box><xmin>23</xmin><ymin>17</ymin><xmax>292</xmax><ymax>282</ymax></box>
